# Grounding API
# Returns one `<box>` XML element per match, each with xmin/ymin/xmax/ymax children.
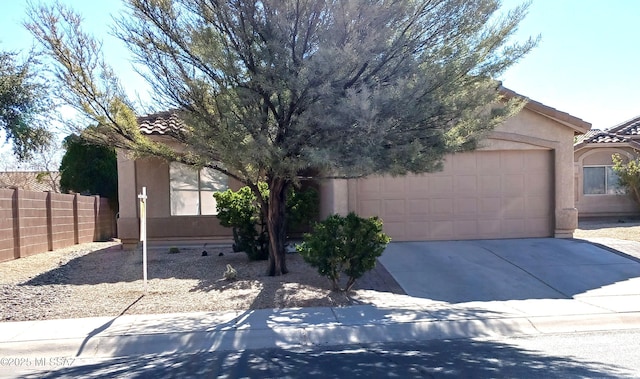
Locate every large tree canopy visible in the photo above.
<box><xmin>0</xmin><ymin>51</ymin><xmax>54</xmax><ymax>160</ymax></box>
<box><xmin>59</xmin><ymin>133</ymin><xmax>118</xmax><ymax>203</ymax></box>
<box><xmin>27</xmin><ymin>0</ymin><xmax>536</xmax><ymax>275</ymax></box>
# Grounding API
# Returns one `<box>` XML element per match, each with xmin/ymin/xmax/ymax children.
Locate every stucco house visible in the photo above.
<box><xmin>117</xmin><ymin>89</ymin><xmax>591</xmax><ymax>248</ymax></box>
<box><xmin>574</xmin><ymin>116</ymin><xmax>640</xmax><ymax>218</ymax></box>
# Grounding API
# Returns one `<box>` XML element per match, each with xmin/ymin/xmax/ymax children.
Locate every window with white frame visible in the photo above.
<box><xmin>169</xmin><ymin>162</ymin><xmax>228</xmax><ymax>215</ymax></box>
<box><xmin>583</xmin><ymin>166</ymin><xmax>623</xmax><ymax>195</ymax></box>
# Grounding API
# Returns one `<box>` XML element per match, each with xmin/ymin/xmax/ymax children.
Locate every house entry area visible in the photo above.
<box><xmin>355</xmin><ymin>150</ymin><xmax>554</xmax><ymax>241</ymax></box>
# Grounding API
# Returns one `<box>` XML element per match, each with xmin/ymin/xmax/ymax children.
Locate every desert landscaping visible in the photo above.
<box><xmin>2</xmin><ymin>219</ymin><xmax>639</xmax><ymax>322</ymax></box>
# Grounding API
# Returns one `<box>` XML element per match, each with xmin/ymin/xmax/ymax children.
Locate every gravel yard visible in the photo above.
<box><xmin>1</xmin><ymin>241</ymin><xmax>404</xmax><ymax>322</ymax></box>
<box><xmin>3</xmin><ymin>218</ymin><xmax>638</xmax><ymax>322</ymax></box>
<box><xmin>574</xmin><ymin>218</ymin><xmax>640</xmax><ymax>243</ymax></box>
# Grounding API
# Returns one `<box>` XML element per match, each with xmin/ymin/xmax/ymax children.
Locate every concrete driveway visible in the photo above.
<box><xmin>379</xmin><ymin>238</ymin><xmax>640</xmax><ymax>305</ymax></box>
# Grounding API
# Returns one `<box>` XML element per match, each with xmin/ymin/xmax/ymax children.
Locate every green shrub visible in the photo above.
<box><xmin>286</xmin><ymin>186</ymin><xmax>319</xmax><ymax>230</ymax></box>
<box><xmin>213</xmin><ymin>183</ymin><xmax>319</xmax><ymax>261</ymax></box>
<box><xmin>168</xmin><ymin>246</ymin><xmax>180</xmax><ymax>254</ymax></box>
<box><xmin>214</xmin><ymin>184</ymin><xmax>269</xmax><ymax>260</ymax></box>
<box><xmin>612</xmin><ymin>153</ymin><xmax>640</xmax><ymax>205</ymax></box>
<box><xmin>297</xmin><ymin>212</ymin><xmax>391</xmax><ymax>292</ymax></box>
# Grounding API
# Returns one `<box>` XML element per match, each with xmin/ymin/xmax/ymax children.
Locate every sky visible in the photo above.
<box><xmin>1</xmin><ymin>0</ymin><xmax>639</xmax><ymax>139</ymax></box>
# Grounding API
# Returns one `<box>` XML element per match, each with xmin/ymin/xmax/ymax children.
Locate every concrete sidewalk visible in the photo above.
<box><xmin>2</xmin><ymin>291</ymin><xmax>640</xmax><ymax>362</ymax></box>
<box><xmin>1</xmin><ymin>238</ymin><xmax>640</xmax><ymax>366</ymax></box>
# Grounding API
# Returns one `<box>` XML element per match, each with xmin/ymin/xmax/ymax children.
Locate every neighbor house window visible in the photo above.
<box><xmin>169</xmin><ymin>162</ymin><xmax>228</xmax><ymax>215</ymax></box>
<box><xmin>583</xmin><ymin>166</ymin><xmax>623</xmax><ymax>195</ymax></box>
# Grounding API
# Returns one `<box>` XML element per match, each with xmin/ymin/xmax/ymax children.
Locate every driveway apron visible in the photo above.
<box><xmin>379</xmin><ymin>238</ymin><xmax>640</xmax><ymax>304</ymax></box>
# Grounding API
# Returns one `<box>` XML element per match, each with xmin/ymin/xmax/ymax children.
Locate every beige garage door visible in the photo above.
<box><xmin>356</xmin><ymin>150</ymin><xmax>553</xmax><ymax>241</ymax></box>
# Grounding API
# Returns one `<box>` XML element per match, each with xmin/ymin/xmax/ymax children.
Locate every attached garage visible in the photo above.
<box><xmin>116</xmin><ymin>88</ymin><xmax>591</xmax><ymax>247</ymax></box>
<box><xmin>355</xmin><ymin>150</ymin><xmax>553</xmax><ymax>241</ymax></box>
<box><xmin>319</xmin><ymin>90</ymin><xmax>591</xmax><ymax>241</ymax></box>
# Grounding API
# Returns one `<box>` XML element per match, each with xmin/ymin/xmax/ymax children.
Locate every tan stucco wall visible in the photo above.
<box><xmin>574</xmin><ymin>146</ymin><xmax>640</xmax><ymax>218</ymax></box>
<box><xmin>117</xmin><ymin>151</ymin><xmax>244</xmax><ymax>248</ymax></box>
<box><xmin>319</xmin><ymin>107</ymin><xmax>580</xmax><ymax>238</ymax></box>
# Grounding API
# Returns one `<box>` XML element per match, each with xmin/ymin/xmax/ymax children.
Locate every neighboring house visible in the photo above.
<box><xmin>117</xmin><ymin>89</ymin><xmax>590</xmax><ymax>248</ymax></box>
<box><xmin>574</xmin><ymin>116</ymin><xmax>640</xmax><ymax>218</ymax></box>
<box><xmin>0</xmin><ymin>171</ymin><xmax>60</xmax><ymax>193</ymax></box>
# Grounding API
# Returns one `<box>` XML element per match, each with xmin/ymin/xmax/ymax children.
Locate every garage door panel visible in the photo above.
<box><xmin>502</xmin><ymin>197</ymin><xmax>525</xmax><ymax>218</ymax></box>
<box><xmin>383</xmin><ymin>199</ymin><xmax>405</xmax><ymax>222</ymax></box>
<box><xmin>454</xmin><ymin>220</ymin><xmax>478</xmax><ymax>236</ymax></box>
<box><xmin>382</xmin><ymin>178</ymin><xmax>405</xmax><ymax>196</ymax></box>
<box><xmin>479</xmin><ymin>153</ymin><xmax>501</xmax><ymax>170</ymax></box>
<box><xmin>526</xmin><ymin>217</ymin><xmax>551</xmax><ymax>236</ymax></box>
<box><xmin>406</xmin><ymin>175</ymin><xmax>428</xmax><ymax>195</ymax></box>
<box><xmin>479</xmin><ymin>176</ymin><xmax>501</xmax><ymax>194</ymax></box>
<box><xmin>430</xmin><ymin>221</ymin><xmax>454</xmax><ymax>239</ymax></box>
<box><xmin>359</xmin><ymin>177</ymin><xmax>381</xmax><ymax>199</ymax></box>
<box><xmin>455</xmin><ymin>175</ymin><xmax>477</xmax><ymax>193</ymax></box>
<box><xmin>407</xmin><ymin>199</ymin><xmax>429</xmax><ymax>221</ymax></box>
<box><xmin>384</xmin><ymin>222</ymin><xmax>406</xmax><ymax>240</ymax></box>
<box><xmin>406</xmin><ymin>222</ymin><xmax>428</xmax><ymax>239</ymax></box>
<box><xmin>453</xmin><ymin>154</ymin><xmax>477</xmax><ymax>172</ymax></box>
<box><xmin>526</xmin><ymin>151</ymin><xmax>550</xmax><ymax>170</ymax></box>
<box><xmin>454</xmin><ymin>198</ymin><xmax>477</xmax><ymax>215</ymax></box>
<box><xmin>430</xmin><ymin>198</ymin><xmax>453</xmax><ymax>216</ymax></box>
<box><xmin>526</xmin><ymin>175</ymin><xmax>550</xmax><ymax>193</ymax></box>
<box><xmin>526</xmin><ymin>197</ymin><xmax>551</xmax><ymax>218</ymax></box>
<box><xmin>359</xmin><ymin>200</ymin><xmax>381</xmax><ymax>218</ymax></box>
<box><xmin>503</xmin><ymin>175</ymin><xmax>525</xmax><ymax>195</ymax></box>
<box><xmin>478</xmin><ymin>219</ymin><xmax>501</xmax><ymax>236</ymax></box>
<box><xmin>503</xmin><ymin>152</ymin><xmax>525</xmax><ymax>172</ymax></box>
<box><xmin>479</xmin><ymin>197</ymin><xmax>501</xmax><ymax>214</ymax></box>
<box><xmin>502</xmin><ymin>219</ymin><xmax>525</xmax><ymax>235</ymax></box>
<box><xmin>430</xmin><ymin>176</ymin><xmax>453</xmax><ymax>194</ymax></box>
<box><xmin>356</xmin><ymin>150</ymin><xmax>553</xmax><ymax>241</ymax></box>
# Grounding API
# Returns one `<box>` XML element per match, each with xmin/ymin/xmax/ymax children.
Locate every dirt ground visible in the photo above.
<box><xmin>574</xmin><ymin>218</ymin><xmax>640</xmax><ymax>243</ymax></box>
<box><xmin>0</xmin><ymin>241</ymin><xmax>402</xmax><ymax>322</ymax></box>
<box><xmin>2</xmin><ymin>219</ymin><xmax>638</xmax><ymax>322</ymax></box>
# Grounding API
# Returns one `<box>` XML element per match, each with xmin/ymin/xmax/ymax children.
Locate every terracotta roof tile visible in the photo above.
<box><xmin>137</xmin><ymin>110</ymin><xmax>185</xmax><ymax>136</ymax></box>
<box><xmin>581</xmin><ymin>130</ymin><xmax>630</xmax><ymax>144</ymax></box>
<box><xmin>608</xmin><ymin>116</ymin><xmax>640</xmax><ymax>136</ymax></box>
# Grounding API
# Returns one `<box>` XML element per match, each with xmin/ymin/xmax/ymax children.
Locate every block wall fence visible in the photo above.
<box><xmin>0</xmin><ymin>188</ymin><xmax>116</xmax><ymax>262</ymax></box>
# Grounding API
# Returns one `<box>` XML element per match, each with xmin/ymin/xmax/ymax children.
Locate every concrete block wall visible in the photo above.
<box><xmin>76</xmin><ymin>195</ymin><xmax>96</xmax><ymax>243</ymax></box>
<box><xmin>50</xmin><ymin>192</ymin><xmax>76</xmax><ymax>250</ymax></box>
<box><xmin>0</xmin><ymin>188</ymin><xmax>116</xmax><ymax>262</ymax></box>
<box><xmin>17</xmin><ymin>190</ymin><xmax>49</xmax><ymax>257</ymax></box>
<box><xmin>0</xmin><ymin>189</ymin><xmax>16</xmax><ymax>262</ymax></box>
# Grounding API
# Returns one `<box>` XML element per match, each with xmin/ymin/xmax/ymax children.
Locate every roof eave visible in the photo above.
<box><xmin>500</xmin><ymin>87</ymin><xmax>592</xmax><ymax>135</ymax></box>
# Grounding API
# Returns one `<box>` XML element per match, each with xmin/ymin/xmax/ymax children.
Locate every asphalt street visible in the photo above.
<box><xmin>5</xmin><ymin>329</ymin><xmax>640</xmax><ymax>378</ymax></box>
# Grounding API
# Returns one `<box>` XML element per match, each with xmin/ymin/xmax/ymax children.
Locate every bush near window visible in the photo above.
<box><xmin>297</xmin><ymin>212</ymin><xmax>391</xmax><ymax>292</ymax></box>
<box><xmin>612</xmin><ymin>153</ymin><xmax>640</xmax><ymax>205</ymax></box>
<box><xmin>214</xmin><ymin>183</ymin><xmax>318</xmax><ymax>261</ymax></box>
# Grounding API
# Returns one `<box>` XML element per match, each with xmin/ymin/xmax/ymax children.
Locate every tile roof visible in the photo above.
<box><xmin>576</xmin><ymin>129</ymin><xmax>630</xmax><ymax>144</ymax></box>
<box><xmin>138</xmin><ymin>110</ymin><xmax>185</xmax><ymax>136</ymax></box>
<box><xmin>574</xmin><ymin>115</ymin><xmax>640</xmax><ymax>149</ymax></box>
<box><xmin>608</xmin><ymin>115</ymin><xmax>640</xmax><ymax>136</ymax></box>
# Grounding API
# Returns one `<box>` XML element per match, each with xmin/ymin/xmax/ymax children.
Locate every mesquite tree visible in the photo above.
<box><xmin>27</xmin><ymin>0</ymin><xmax>536</xmax><ymax>276</ymax></box>
<box><xmin>0</xmin><ymin>50</ymin><xmax>54</xmax><ymax>160</ymax></box>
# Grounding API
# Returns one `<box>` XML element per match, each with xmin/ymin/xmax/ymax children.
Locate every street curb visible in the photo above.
<box><xmin>2</xmin><ymin>311</ymin><xmax>640</xmax><ymax>360</ymax></box>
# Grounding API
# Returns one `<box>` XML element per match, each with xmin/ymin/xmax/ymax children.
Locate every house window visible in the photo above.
<box><xmin>583</xmin><ymin>166</ymin><xmax>623</xmax><ymax>195</ymax></box>
<box><xmin>169</xmin><ymin>162</ymin><xmax>228</xmax><ymax>215</ymax></box>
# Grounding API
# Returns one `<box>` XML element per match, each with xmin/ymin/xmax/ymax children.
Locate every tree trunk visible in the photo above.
<box><xmin>266</xmin><ymin>177</ymin><xmax>290</xmax><ymax>276</ymax></box>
